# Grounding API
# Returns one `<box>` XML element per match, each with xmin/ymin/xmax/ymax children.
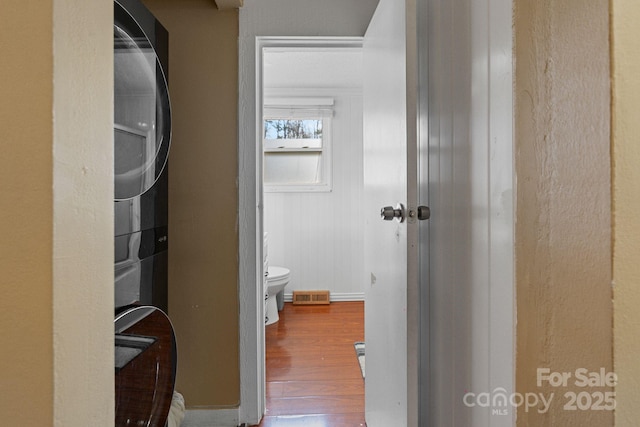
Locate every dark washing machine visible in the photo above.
<box><xmin>113</xmin><ymin>2</ymin><xmax>177</xmax><ymax>425</ymax></box>
<box><xmin>114</xmin><ymin>0</ymin><xmax>171</xmax><ymax>315</ymax></box>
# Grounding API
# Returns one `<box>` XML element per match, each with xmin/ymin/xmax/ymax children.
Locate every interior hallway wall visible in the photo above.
<box><xmin>611</xmin><ymin>1</ymin><xmax>640</xmax><ymax>425</ymax></box>
<box><xmin>143</xmin><ymin>0</ymin><xmax>240</xmax><ymax>408</ymax></box>
<box><xmin>1</xmin><ymin>3</ymin><xmax>55</xmax><ymax>423</ymax></box>
<box><xmin>1</xmin><ymin>1</ymin><xmax>114</xmax><ymax>426</ymax></box>
<box><xmin>514</xmin><ymin>0</ymin><xmax>612</xmax><ymax>425</ymax></box>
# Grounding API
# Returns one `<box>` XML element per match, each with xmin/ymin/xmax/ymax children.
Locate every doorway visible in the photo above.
<box><xmin>237</xmin><ymin>3</ymin><xmax>379</xmax><ymax>424</ymax></box>
<box><xmin>238</xmin><ymin>0</ymin><xmax>515</xmax><ymax>425</ymax></box>
<box><xmin>256</xmin><ymin>36</ymin><xmax>366</xmax><ymax>418</ymax></box>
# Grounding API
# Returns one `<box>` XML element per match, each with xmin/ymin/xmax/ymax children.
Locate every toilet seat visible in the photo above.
<box><xmin>267</xmin><ymin>266</ymin><xmax>290</xmax><ymax>286</ymax></box>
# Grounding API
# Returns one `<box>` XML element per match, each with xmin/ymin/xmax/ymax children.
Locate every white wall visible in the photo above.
<box><xmin>263</xmin><ymin>90</ymin><xmax>364</xmax><ymax>300</ymax></box>
<box><xmin>263</xmin><ymin>50</ymin><xmax>365</xmax><ymax>300</ymax></box>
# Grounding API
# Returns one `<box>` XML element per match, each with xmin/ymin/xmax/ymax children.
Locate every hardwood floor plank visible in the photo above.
<box><xmin>279</xmin><ymin>380</ymin><xmax>365</xmax><ymax>397</ymax></box>
<box><xmin>265</xmin><ymin>395</ymin><xmax>364</xmax><ymax>415</ymax></box>
<box><xmin>266</xmin><ymin>358</ymin><xmax>362</xmax><ymax>373</ymax></box>
<box><xmin>267</xmin><ymin>365</ymin><xmax>362</xmax><ymax>382</ymax></box>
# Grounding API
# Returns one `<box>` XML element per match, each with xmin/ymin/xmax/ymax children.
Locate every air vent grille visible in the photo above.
<box><xmin>292</xmin><ymin>290</ymin><xmax>330</xmax><ymax>305</ymax></box>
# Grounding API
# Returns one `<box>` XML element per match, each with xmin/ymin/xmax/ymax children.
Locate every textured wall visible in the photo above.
<box><xmin>612</xmin><ymin>1</ymin><xmax>640</xmax><ymax>425</ymax></box>
<box><xmin>52</xmin><ymin>0</ymin><xmax>114</xmax><ymax>425</ymax></box>
<box><xmin>0</xmin><ymin>2</ymin><xmax>54</xmax><ymax>424</ymax></box>
<box><xmin>143</xmin><ymin>0</ymin><xmax>240</xmax><ymax>408</ymax></box>
<box><xmin>0</xmin><ymin>1</ymin><xmax>114</xmax><ymax>426</ymax></box>
<box><xmin>514</xmin><ymin>0</ymin><xmax>612</xmax><ymax>425</ymax></box>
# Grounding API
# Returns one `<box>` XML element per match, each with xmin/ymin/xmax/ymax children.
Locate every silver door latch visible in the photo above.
<box><xmin>408</xmin><ymin>205</ymin><xmax>430</xmax><ymax>221</ymax></box>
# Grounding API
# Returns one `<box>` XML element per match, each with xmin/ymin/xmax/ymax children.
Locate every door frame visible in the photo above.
<box><xmin>238</xmin><ymin>36</ymin><xmax>364</xmax><ymax>424</ymax></box>
<box><xmin>419</xmin><ymin>0</ymin><xmax>515</xmax><ymax>424</ymax></box>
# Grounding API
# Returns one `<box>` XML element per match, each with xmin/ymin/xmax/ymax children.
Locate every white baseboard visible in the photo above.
<box><xmin>283</xmin><ymin>292</ymin><xmax>364</xmax><ymax>302</ymax></box>
<box><xmin>181</xmin><ymin>408</ymin><xmax>239</xmax><ymax>427</ymax></box>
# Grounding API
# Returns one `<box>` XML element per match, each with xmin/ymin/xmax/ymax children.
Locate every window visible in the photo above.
<box><xmin>263</xmin><ymin>98</ymin><xmax>333</xmax><ymax>192</ymax></box>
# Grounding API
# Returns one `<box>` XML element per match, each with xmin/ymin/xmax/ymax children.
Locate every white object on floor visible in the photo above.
<box><xmin>167</xmin><ymin>391</ymin><xmax>186</xmax><ymax>427</ymax></box>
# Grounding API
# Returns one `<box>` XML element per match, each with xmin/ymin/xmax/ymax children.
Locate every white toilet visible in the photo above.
<box><xmin>264</xmin><ymin>265</ymin><xmax>290</xmax><ymax>325</ymax></box>
<box><xmin>264</xmin><ymin>232</ymin><xmax>290</xmax><ymax>325</ymax></box>
<box><xmin>265</xmin><ymin>265</ymin><xmax>290</xmax><ymax>325</ymax></box>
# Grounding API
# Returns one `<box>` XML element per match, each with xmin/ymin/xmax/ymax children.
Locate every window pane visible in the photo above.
<box><xmin>264</xmin><ymin>119</ymin><xmax>323</xmax><ymax>140</ymax></box>
<box><xmin>264</xmin><ymin>152</ymin><xmax>322</xmax><ymax>184</ymax></box>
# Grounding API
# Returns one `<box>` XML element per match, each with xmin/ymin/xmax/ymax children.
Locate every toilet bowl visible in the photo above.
<box><xmin>265</xmin><ymin>266</ymin><xmax>290</xmax><ymax>325</ymax></box>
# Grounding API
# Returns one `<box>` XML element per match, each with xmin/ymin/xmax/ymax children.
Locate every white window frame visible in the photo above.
<box><xmin>263</xmin><ymin>97</ymin><xmax>333</xmax><ymax>192</ymax></box>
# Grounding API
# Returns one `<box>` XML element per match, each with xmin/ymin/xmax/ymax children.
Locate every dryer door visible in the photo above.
<box><xmin>115</xmin><ymin>306</ymin><xmax>177</xmax><ymax>427</ymax></box>
<box><xmin>114</xmin><ymin>9</ymin><xmax>171</xmax><ymax>200</ymax></box>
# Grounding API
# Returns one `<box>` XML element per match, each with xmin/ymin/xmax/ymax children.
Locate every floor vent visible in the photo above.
<box><xmin>292</xmin><ymin>290</ymin><xmax>330</xmax><ymax>305</ymax></box>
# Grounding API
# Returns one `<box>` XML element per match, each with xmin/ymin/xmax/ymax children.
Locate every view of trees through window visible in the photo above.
<box><xmin>264</xmin><ymin>119</ymin><xmax>323</xmax><ymax>140</ymax></box>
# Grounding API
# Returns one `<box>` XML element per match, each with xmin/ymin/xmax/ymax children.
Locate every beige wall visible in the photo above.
<box><xmin>0</xmin><ymin>2</ymin><xmax>54</xmax><ymax>424</ymax></box>
<box><xmin>612</xmin><ymin>1</ymin><xmax>640</xmax><ymax>425</ymax></box>
<box><xmin>1</xmin><ymin>1</ymin><xmax>114</xmax><ymax>426</ymax></box>
<box><xmin>514</xmin><ymin>0</ymin><xmax>613</xmax><ymax>425</ymax></box>
<box><xmin>143</xmin><ymin>0</ymin><xmax>240</xmax><ymax>407</ymax></box>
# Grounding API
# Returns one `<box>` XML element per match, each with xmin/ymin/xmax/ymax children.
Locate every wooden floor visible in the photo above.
<box><xmin>251</xmin><ymin>301</ymin><xmax>366</xmax><ymax>427</ymax></box>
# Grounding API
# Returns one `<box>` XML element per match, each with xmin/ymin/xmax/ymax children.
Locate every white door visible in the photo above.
<box><xmin>364</xmin><ymin>0</ymin><xmax>514</xmax><ymax>425</ymax></box>
<box><xmin>363</xmin><ymin>0</ymin><xmax>419</xmax><ymax>425</ymax></box>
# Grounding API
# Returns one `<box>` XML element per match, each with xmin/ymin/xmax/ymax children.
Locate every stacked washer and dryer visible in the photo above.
<box><xmin>112</xmin><ymin>1</ymin><xmax>178</xmax><ymax>425</ymax></box>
